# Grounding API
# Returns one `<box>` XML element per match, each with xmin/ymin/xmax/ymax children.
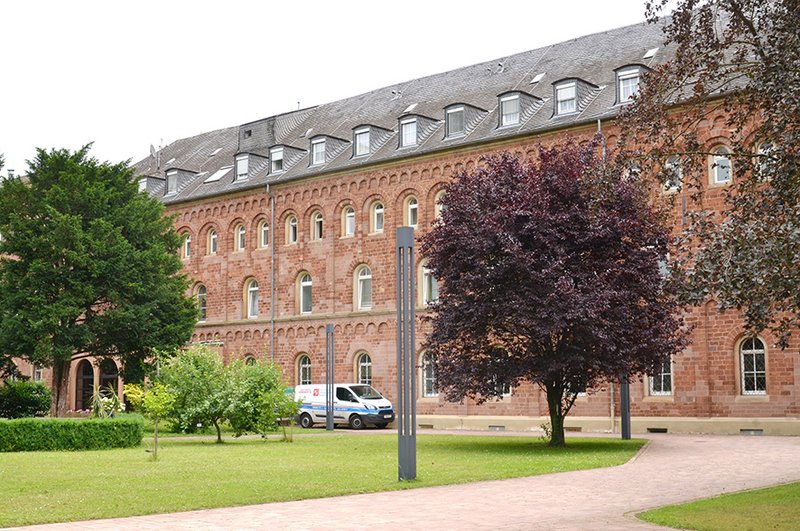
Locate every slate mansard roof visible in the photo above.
<box><xmin>132</xmin><ymin>19</ymin><xmax>671</xmax><ymax>204</ymax></box>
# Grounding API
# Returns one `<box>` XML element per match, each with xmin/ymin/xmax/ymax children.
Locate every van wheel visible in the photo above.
<box><xmin>349</xmin><ymin>415</ymin><xmax>365</xmax><ymax>430</ymax></box>
<box><xmin>375</xmin><ymin>422</ymin><xmax>389</xmax><ymax>429</ymax></box>
<box><xmin>299</xmin><ymin>413</ymin><xmax>313</xmax><ymax>429</ymax></box>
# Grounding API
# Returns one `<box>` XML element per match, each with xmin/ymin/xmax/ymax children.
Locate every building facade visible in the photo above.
<box><xmin>22</xmin><ymin>20</ymin><xmax>797</xmax><ymax>432</ymax></box>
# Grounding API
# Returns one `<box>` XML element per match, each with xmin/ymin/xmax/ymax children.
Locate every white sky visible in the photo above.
<box><xmin>0</xmin><ymin>0</ymin><xmax>656</xmax><ymax>175</ymax></box>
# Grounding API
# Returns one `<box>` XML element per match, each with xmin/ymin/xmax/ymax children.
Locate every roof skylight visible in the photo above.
<box><xmin>209</xmin><ymin>147</ymin><xmax>222</xmax><ymax>157</ymax></box>
<box><xmin>204</xmin><ymin>166</ymin><xmax>232</xmax><ymax>183</ymax></box>
<box><xmin>643</xmin><ymin>47</ymin><xmax>659</xmax><ymax>59</ymax></box>
<box><xmin>403</xmin><ymin>103</ymin><xmax>418</xmax><ymax>114</ymax></box>
<box><xmin>531</xmin><ymin>72</ymin><xmax>545</xmax><ymax>84</ymax></box>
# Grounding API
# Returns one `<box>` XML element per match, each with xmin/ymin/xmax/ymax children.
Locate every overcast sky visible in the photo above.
<box><xmin>0</xmin><ymin>0</ymin><xmax>660</xmax><ymax>175</ymax></box>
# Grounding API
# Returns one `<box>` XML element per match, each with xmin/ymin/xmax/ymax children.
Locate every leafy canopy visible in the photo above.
<box><xmin>421</xmin><ymin>144</ymin><xmax>688</xmax><ymax>445</ymax></box>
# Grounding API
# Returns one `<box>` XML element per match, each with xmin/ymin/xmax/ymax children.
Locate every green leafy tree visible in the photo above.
<box><xmin>0</xmin><ymin>146</ymin><xmax>197</xmax><ymax>415</ymax></box>
<box><xmin>160</xmin><ymin>346</ymin><xmax>229</xmax><ymax>443</ymax></box>
<box><xmin>622</xmin><ymin>0</ymin><xmax>800</xmax><ymax>346</ymax></box>
<box><xmin>125</xmin><ymin>381</ymin><xmax>176</xmax><ymax>460</ymax></box>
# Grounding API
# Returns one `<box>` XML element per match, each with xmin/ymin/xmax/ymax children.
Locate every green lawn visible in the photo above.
<box><xmin>638</xmin><ymin>481</ymin><xmax>800</xmax><ymax>530</ymax></box>
<box><xmin>0</xmin><ymin>434</ymin><xmax>643</xmax><ymax>526</ymax></box>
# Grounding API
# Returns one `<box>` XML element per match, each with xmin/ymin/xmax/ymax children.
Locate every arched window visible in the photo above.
<box><xmin>421</xmin><ymin>262</ymin><xmax>439</xmax><ymax>306</ymax></box>
<box><xmin>434</xmin><ymin>190</ymin><xmax>446</xmax><ymax>220</ymax></box>
<box><xmin>371</xmin><ymin>201</ymin><xmax>384</xmax><ymax>233</ymax></box>
<box><xmin>76</xmin><ymin>360</ymin><xmax>94</xmax><ymax>410</ymax></box>
<box><xmin>99</xmin><ymin>359</ymin><xmax>119</xmax><ymax>392</ymax></box>
<box><xmin>287</xmin><ymin>215</ymin><xmax>298</xmax><ymax>244</ymax></box>
<box><xmin>711</xmin><ymin>146</ymin><xmax>732</xmax><ymax>184</ymax></box>
<box><xmin>312</xmin><ymin>211</ymin><xmax>324</xmax><ymax>240</ymax></box>
<box><xmin>196</xmin><ymin>284</ymin><xmax>207</xmax><ymax>321</ymax></box>
<box><xmin>246</xmin><ymin>279</ymin><xmax>259</xmax><ymax>319</ymax></box>
<box><xmin>244</xmin><ymin>355</ymin><xmax>257</xmax><ymax>365</ymax></box>
<box><xmin>757</xmin><ymin>142</ymin><xmax>774</xmax><ymax>179</ymax></box>
<box><xmin>259</xmin><ymin>221</ymin><xmax>270</xmax><ymax>247</ymax></box>
<box><xmin>299</xmin><ymin>273</ymin><xmax>312</xmax><ymax>314</ymax></box>
<box><xmin>405</xmin><ymin>197</ymin><xmax>419</xmax><ymax>227</ymax></box>
<box><xmin>235</xmin><ymin>224</ymin><xmax>246</xmax><ymax>251</ymax></box>
<box><xmin>356</xmin><ymin>265</ymin><xmax>372</xmax><ymax>310</ymax></box>
<box><xmin>298</xmin><ymin>354</ymin><xmax>311</xmax><ymax>385</ymax></box>
<box><xmin>343</xmin><ymin>206</ymin><xmax>355</xmax><ymax>237</ymax></box>
<box><xmin>663</xmin><ymin>156</ymin><xmax>682</xmax><ymax>193</ymax></box>
<box><xmin>356</xmin><ymin>352</ymin><xmax>372</xmax><ymax>384</ymax></box>
<box><xmin>208</xmin><ymin>228</ymin><xmax>218</xmax><ymax>255</ymax></box>
<box><xmin>740</xmin><ymin>337</ymin><xmax>766</xmax><ymax>395</ymax></box>
<box><xmin>421</xmin><ymin>352</ymin><xmax>438</xmax><ymax>397</ymax></box>
<box><xmin>182</xmin><ymin>233</ymin><xmax>191</xmax><ymax>259</ymax></box>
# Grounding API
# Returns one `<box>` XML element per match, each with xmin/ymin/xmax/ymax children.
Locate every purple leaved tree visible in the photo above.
<box><xmin>421</xmin><ymin>142</ymin><xmax>689</xmax><ymax>446</ymax></box>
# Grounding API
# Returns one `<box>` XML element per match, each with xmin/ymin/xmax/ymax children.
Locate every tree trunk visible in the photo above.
<box><xmin>51</xmin><ymin>360</ymin><xmax>71</xmax><ymax>417</ymax></box>
<box><xmin>545</xmin><ymin>382</ymin><xmax>566</xmax><ymax>447</ymax></box>
<box><xmin>214</xmin><ymin>419</ymin><xmax>222</xmax><ymax>443</ymax></box>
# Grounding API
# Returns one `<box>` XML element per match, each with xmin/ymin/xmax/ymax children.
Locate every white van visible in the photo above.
<box><xmin>294</xmin><ymin>383</ymin><xmax>395</xmax><ymax>429</ymax></box>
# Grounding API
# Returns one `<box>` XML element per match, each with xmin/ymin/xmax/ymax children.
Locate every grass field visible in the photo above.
<box><xmin>0</xmin><ymin>433</ymin><xmax>644</xmax><ymax>526</ymax></box>
<box><xmin>638</xmin><ymin>481</ymin><xmax>800</xmax><ymax>530</ymax></box>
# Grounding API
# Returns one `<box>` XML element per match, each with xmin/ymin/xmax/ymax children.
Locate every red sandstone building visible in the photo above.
<box><xmin>22</xmin><ymin>19</ymin><xmax>798</xmax><ymax>433</ymax></box>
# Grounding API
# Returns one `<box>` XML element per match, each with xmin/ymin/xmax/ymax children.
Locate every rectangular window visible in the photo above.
<box><xmin>311</xmin><ymin>139</ymin><xmax>325</xmax><ymax>165</ymax></box>
<box><xmin>235</xmin><ymin>155</ymin><xmax>249</xmax><ymax>180</ymax></box>
<box><xmin>138</xmin><ymin>179</ymin><xmax>147</xmax><ymax>192</ymax></box>
<box><xmin>166</xmin><ymin>171</ymin><xmax>177</xmax><ymax>195</ymax></box>
<box><xmin>400</xmin><ymin>119</ymin><xmax>417</xmax><ymax>147</ymax></box>
<box><xmin>270</xmin><ymin>147</ymin><xmax>284</xmax><ymax>173</ymax></box>
<box><xmin>33</xmin><ymin>365</ymin><xmax>42</xmax><ymax>381</ymax></box>
<box><xmin>446</xmin><ymin>107</ymin><xmax>465</xmax><ymax>137</ymax></box>
<box><xmin>649</xmin><ymin>358</ymin><xmax>673</xmax><ymax>396</ymax></box>
<box><xmin>500</xmin><ymin>96</ymin><xmax>520</xmax><ymax>126</ymax></box>
<box><xmin>374</xmin><ymin>204</ymin><xmax>384</xmax><ymax>233</ymax></box>
<box><xmin>618</xmin><ymin>70</ymin><xmax>640</xmax><ymax>102</ymax></box>
<box><xmin>354</xmin><ymin>128</ymin><xmax>370</xmax><ymax>156</ymax></box>
<box><xmin>556</xmin><ymin>83</ymin><xmax>577</xmax><ymax>114</ymax></box>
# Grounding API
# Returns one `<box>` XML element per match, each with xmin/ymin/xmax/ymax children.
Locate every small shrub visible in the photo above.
<box><xmin>0</xmin><ymin>380</ymin><xmax>51</xmax><ymax>419</ymax></box>
<box><xmin>0</xmin><ymin>414</ymin><xmax>144</xmax><ymax>451</ymax></box>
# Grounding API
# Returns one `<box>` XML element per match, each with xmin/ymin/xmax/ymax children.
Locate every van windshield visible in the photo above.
<box><xmin>350</xmin><ymin>385</ymin><xmax>383</xmax><ymax>399</ymax></box>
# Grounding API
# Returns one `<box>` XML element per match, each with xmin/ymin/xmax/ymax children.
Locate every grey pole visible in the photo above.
<box><xmin>620</xmin><ymin>375</ymin><xmax>631</xmax><ymax>440</ymax></box>
<box><xmin>396</xmin><ymin>227</ymin><xmax>416</xmax><ymax>481</ymax></box>
<box><xmin>325</xmin><ymin>324</ymin><xmax>334</xmax><ymax>431</ymax></box>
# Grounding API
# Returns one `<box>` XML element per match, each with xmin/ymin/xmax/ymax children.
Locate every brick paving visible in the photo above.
<box><xmin>9</xmin><ymin>431</ymin><xmax>800</xmax><ymax>530</ymax></box>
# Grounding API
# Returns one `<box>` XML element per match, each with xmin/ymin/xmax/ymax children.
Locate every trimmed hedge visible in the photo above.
<box><xmin>0</xmin><ymin>414</ymin><xmax>144</xmax><ymax>452</ymax></box>
<box><xmin>0</xmin><ymin>380</ymin><xmax>51</xmax><ymax>418</ymax></box>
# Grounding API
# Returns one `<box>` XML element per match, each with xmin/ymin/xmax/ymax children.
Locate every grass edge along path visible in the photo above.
<box><xmin>0</xmin><ymin>434</ymin><xmax>644</xmax><ymax>527</ymax></box>
<box><xmin>637</xmin><ymin>480</ymin><xmax>800</xmax><ymax>531</ymax></box>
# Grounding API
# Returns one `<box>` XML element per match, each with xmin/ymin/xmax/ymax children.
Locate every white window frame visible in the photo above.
<box><xmin>400</xmin><ymin>119</ymin><xmax>417</xmax><ymax>147</ymax></box>
<box><xmin>298</xmin><ymin>355</ymin><xmax>311</xmax><ymax>385</ymax></box>
<box><xmin>712</xmin><ymin>146</ymin><xmax>732</xmax><ymax>184</ymax></box>
<box><xmin>208</xmin><ymin>228</ymin><xmax>218</xmax><ymax>255</ymax></box>
<box><xmin>740</xmin><ymin>338</ymin><xmax>767</xmax><ymax>395</ymax></box>
<box><xmin>33</xmin><ymin>365</ymin><xmax>42</xmax><ymax>381</ymax></box>
<box><xmin>500</xmin><ymin>95</ymin><xmax>520</xmax><ymax>126</ymax></box>
<box><xmin>344</xmin><ymin>206</ymin><xmax>355</xmax><ymax>236</ymax></box>
<box><xmin>166</xmin><ymin>170</ymin><xmax>178</xmax><ymax>195</ymax></box>
<box><xmin>372</xmin><ymin>202</ymin><xmax>384</xmax><ymax>233</ymax></box>
<box><xmin>617</xmin><ymin>69</ymin><xmax>640</xmax><ymax>103</ymax></box>
<box><xmin>270</xmin><ymin>147</ymin><xmax>284</xmax><ymax>173</ymax></box>
<box><xmin>235</xmin><ymin>154</ymin><xmax>249</xmax><ymax>181</ymax></box>
<box><xmin>311</xmin><ymin>139</ymin><xmax>326</xmax><ymax>165</ymax></box>
<box><xmin>138</xmin><ymin>179</ymin><xmax>147</xmax><ymax>192</ymax></box>
<box><xmin>182</xmin><ymin>233</ymin><xmax>191</xmax><ymax>259</ymax></box>
<box><xmin>663</xmin><ymin>156</ymin><xmax>682</xmax><ymax>193</ymax></box>
<box><xmin>649</xmin><ymin>358</ymin><xmax>673</xmax><ymax>396</ymax></box>
<box><xmin>434</xmin><ymin>191</ymin><xmax>446</xmax><ymax>220</ymax></box>
<box><xmin>423</xmin><ymin>266</ymin><xmax>439</xmax><ymax>306</ymax></box>
<box><xmin>357</xmin><ymin>353</ymin><xmax>372</xmax><ymax>385</ymax></box>
<box><xmin>446</xmin><ymin>106</ymin><xmax>465</xmax><ymax>137</ymax></box>
<box><xmin>357</xmin><ymin>266</ymin><xmax>372</xmax><ymax>310</ymax></box>
<box><xmin>556</xmin><ymin>82</ymin><xmax>577</xmax><ymax>115</ymax></box>
<box><xmin>312</xmin><ymin>212</ymin><xmax>324</xmax><ymax>240</ymax></box>
<box><xmin>236</xmin><ymin>224</ymin><xmax>246</xmax><ymax>251</ymax></box>
<box><xmin>421</xmin><ymin>352</ymin><xmax>438</xmax><ymax>397</ymax></box>
<box><xmin>407</xmin><ymin>197</ymin><xmax>418</xmax><ymax>227</ymax></box>
<box><xmin>287</xmin><ymin>216</ymin><xmax>298</xmax><ymax>244</ymax></box>
<box><xmin>246</xmin><ymin>279</ymin><xmax>259</xmax><ymax>319</ymax></box>
<box><xmin>300</xmin><ymin>273</ymin><xmax>313</xmax><ymax>314</ymax></box>
<box><xmin>196</xmin><ymin>285</ymin><xmax>207</xmax><ymax>322</ymax></box>
<box><xmin>259</xmin><ymin>221</ymin><xmax>269</xmax><ymax>247</ymax></box>
<box><xmin>354</xmin><ymin>127</ymin><xmax>370</xmax><ymax>156</ymax></box>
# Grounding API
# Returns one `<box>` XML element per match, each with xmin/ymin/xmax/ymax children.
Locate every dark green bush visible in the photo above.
<box><xmin>0</xmin><ymin>380</ymin><xmax>51</xmax><ymax>418</ymax></box>
<box><xmin>0</xmin><ymin>414</ymin><xmax>144</xmax><ymax>451</ymax></box>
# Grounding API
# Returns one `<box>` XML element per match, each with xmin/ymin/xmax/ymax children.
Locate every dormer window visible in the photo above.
<box><xmin>556</xmin><ymin>82</ymin><xmax>577</xmax><ymax>114</ymax></box>
<box><xmin>270</xmin><ymin>147</ymin><xmax>284</xmax><ymax>173</ymax></box>
<box><xmin>400</xmin><ymin>118</ymin><xmax>417</xmax><ymax>147</ymax></box>
<box><xmin>500</xmin><ymin>95</ymin><xmax>520</xmax><ymax>126</ymax></box>
<box><xmin>311</xmin><ymin>139</ymin><xmax>326</xmax><ymax>165</ymax></box>
<box><xmin>235</xmin><ymin>154</ymin><xmax>249</xmax><ymax>181</ymax></box>
<box><xmin>166</xmin><ymin>170</ymin><xmax>177</xmax><ymax>195</ymax></box>
<box><xmin>354</xmin><ymin>127</ymin><xmax>370</xmax><ymax>156</ymax></box>
<box><xmin>618</xmin><ymin>69</ymin><xmax>640</xmax><ymax>103</ymax></box>
<box><xmin>446</xmin><ymin>106</ymin><xmax>465</xmax><ymax>137</ymax></box>
<box><xmin>138</xmin><ymin>179</ymin><xmax>147</xmax><ymax>192</ymax></box>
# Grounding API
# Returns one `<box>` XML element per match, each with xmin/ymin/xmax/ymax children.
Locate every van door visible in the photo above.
<box><xmin>335</xmin><ymin>386</ymin><xmax>358</xmax><ymax>421</ymax></box>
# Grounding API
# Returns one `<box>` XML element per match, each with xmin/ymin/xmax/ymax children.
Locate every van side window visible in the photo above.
<box><xmin>336</xmin><ymin>388</ymin><xmax>355</xmax><ymax>402</ymax></box>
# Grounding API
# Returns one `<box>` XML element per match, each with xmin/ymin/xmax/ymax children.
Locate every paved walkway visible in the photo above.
<box><xmin>10</xmin><ymin>432</ymin><xmax>800</xmax><ymax>530</ymax></box>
